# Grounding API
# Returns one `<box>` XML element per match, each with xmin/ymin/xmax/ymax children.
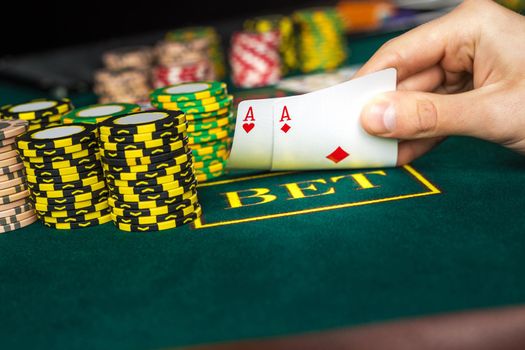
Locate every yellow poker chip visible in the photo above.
<box><xmin>99</xmin><ymin>131</ymin><xmax>186</xmax><ymax>151</ymax></box>
<box><xmin>114</xmin><ymin>205</ymin><xmax>202</xmax><ymax>232</ymax></box>
<box><xmin>98</xmin><ymin>110</ymin><xmax>185</xmax><ymax>135</ymax></box>
<box><xmin>18</xmin><ymin>140</ymin><xmax>98</xmax><ymax>158</ymax></box>
<box><xmin>111</xmin><ymin>202</ymin><xmax>199</xmax><ymax>225</ymax></box>
<box><xmin>99</xmin><ymin>138</ymin><xmax>187</xmax><ymax>159</ymax></box>
<box><xmin>26</xmin><ymin>169</ymin><xmax>102</xmax><ymax>184</ymax></box>
<box><xmin>108</xmin><ymin>189</ymin><xmax>196</xmax><ymax>209</ymax></box>
<box><xmin>99</xmin><ymin>128</ymin><xmax>186</xmax><ymax>144</ymax></box>
<box><xmin>43</xmin><ymin>213</ymin><xmax>112</xmax><ymax>230</ymax></box>
<box><xmin>106</xmin><ymin>175</ymin><xmax>195</xmax><ymax>195</ymax></box>
<box><xmin>16</xmin><ymin>124</ymin><xmax>97</xmax><ymax>150</ymax></box>
<box><xmin>105</xmin><ymin>163</ymin><xmax>192</xmax><ymax>182</ymax></box>
<box><xmin>1</xmin><ymin>98</ymin><xmax>73</xmax><ymax>121</ymax></box>
<box><xmin>111</xmin><ymin>193</ymin><xmax>198</xmax><ymax>217</ymax></box>
<box><xmin>103</xmin><ymin>151</ymin><xmax>191</xmax><ymax>174</ymax></box>
<box><xmin>22</xmin><ymin>149</ymin><xmax>95</xmax><ymax>164</ymax></box>
<box><xmin>36</xmin><ymin>200</ymin><xmax>109</xmax><ymax>218</ymax></box>
<box><xmin>24</xmin><ymin>153</ymin><xmax>100</xmax><ymax>170</ymax></box>
<box><xmin>38</xmin><ymin>208</ymin><xmax>111</xmax><ymax>224</ymax></box>
<box><xmin>107</xmin><ymin>167</ymin><xmax>195</xmax><ymax>187</ymax></box>
<box><xmin>30</xmin><ymin>181</ymin><xmax>106</xmax><ymax>199</ymax></box>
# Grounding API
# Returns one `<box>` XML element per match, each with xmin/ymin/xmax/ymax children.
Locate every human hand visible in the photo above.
<box><xmin>357</xmin><ymin>0</ymin><xmax>525</xmax><ymax>165</ymax></box>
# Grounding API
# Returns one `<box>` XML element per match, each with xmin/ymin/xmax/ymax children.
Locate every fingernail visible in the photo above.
<box><xmin>363</xmin><ymin>103</ymin><xmax>396</xmax><ymax>134</ymax></box>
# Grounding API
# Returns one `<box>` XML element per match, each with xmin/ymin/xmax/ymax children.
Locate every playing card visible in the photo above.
<box><xmin>271</xmin><ymin>68</ymin><xmax>398</xmax><ymax>170</ymax></box>
<box><xmin>227</xmin><ymin>97</ymin><xmax>283</xmax><ymax>169</ymax></box>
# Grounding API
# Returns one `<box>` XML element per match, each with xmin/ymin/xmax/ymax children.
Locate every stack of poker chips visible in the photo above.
<box><xmin>229</xmin><ymin>31</ymin><xmax>281</xmax><ymax>88</ymax></box>
<box><xmin>165</xmin><ymin>26</ymin><xmax>226</xmax><ymax>80</ymax></box>
<box><xmin>0</xmin><ymin>98</ymin><xmax>74</xmax><ymax>131</ymax></box>
<box><xmin>293</xmin><ymin>7</ymin><xmax>348</xmax><ymax>73</ymax></box>
<box><xmin>95</xmin><ymin>46</ymin><xmax>154</xmax><ymax>103</ymax></box>
<box><xmin>154</xmin><ymin>32</ymin><xmax>215</xmax><ymax>88</ymax></box>
<box><xmin>0</xmin><ymin>120</ymin><xmax>36</xmax><ymax>233</ymax></box>
<box><xmin>244</xmin><ymin>15</ymin><xmax>297</xmax><ymax>75</ymax></box>
<box><xmin>61</xmin><ymin>103</ymin><xmax>141</xmax><ymax>125</ymax></box>
<box><xmin>16</xmin><ymin>124</ymin><xmax>111</xmax><ymax>229</ymax></box>
<box><xmin>97</xmin><ymin>110</ymin><xmax>201</xmax><ymax>232</ymax></box>
<box><xmin>149</xmin><ymin>82</ymin><xmax>233</xmax><ymax>182</ymax></box>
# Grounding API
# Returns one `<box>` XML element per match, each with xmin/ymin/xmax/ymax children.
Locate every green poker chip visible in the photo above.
<box><xmin>191</xmin><ymin>140</ymin><xmax>229</xmax><ymax>157</ymax></box>
<box><xmin>187</xmin><ymin>112</ymin><xmax>233</xmax><ymax>132</ymax></box>
<box><xmin>150</xmin><ymin>82</ymin><xmax>227</xmax><ymax>103</ymax></box>
<box><xmin>185</xmin><ymin>107</ymin><xmax>230</xmax><ymax>121</ymax></box>
<box><xmin>153</xmin><ymin>95</ymin><xmax>233</xmax><ymax>114</ymax></box>
<box><xmin>61</xmin><ymin>103</ymin><xmax>141</xmax><ymax>125</ymax></box>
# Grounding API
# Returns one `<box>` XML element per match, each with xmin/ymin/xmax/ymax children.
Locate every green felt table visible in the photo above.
<box><xmin>1</xmin><ymin>31</ymin><xmax>525</xmax><ymax>350</ymax></box>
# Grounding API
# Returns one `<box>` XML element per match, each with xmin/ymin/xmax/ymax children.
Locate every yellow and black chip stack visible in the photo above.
<box><xmin>293</xmin><ymin>7</ymin><xmax>348</xmax><ymax>73</ymax></box>
<box><xmin>97</xmin><ymin>110</ymin><xmax>201</xmax><ymax>232</ymax></box>
<box><xmin>149</xmin><ymin>82</ymin><xmax>233</xmax><ymax>183</ymax></box>
<box><xmin>16</xmin><ymin>124</ymin><xmax>110</xmax><ymax>229</ymax></box>
<box><xmin>0</xmin><ymin>98</ymin><xmax>74</xmax><ymax>131</ymax></box>
<box><xmin>244</xmin><ymin>15</ymin><xmax>297</xmax><ymax>75</ymax></box>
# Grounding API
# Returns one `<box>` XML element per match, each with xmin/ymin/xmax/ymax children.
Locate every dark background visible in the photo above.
<box><xmin>2</xmin><ymin>0</ymin><xmax>329</xmax><ymax>56</ymax></box>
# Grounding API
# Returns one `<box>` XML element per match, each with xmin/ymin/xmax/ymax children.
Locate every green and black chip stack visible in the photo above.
<box><xmin>150</xmin><ymin>81</ymin><xmax>234</xmax><ymax>182</ymax></box>
<box><xmin>98</xmin><ymin>110</ymin><xmax>201</xmax><ymax>232</ymax></box>
<box><xmin>16</xmin><ymin>124</ymin><xmax>111</xmax><ymax>229</ymax></box>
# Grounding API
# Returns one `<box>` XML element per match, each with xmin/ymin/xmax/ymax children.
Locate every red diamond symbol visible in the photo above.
<box><xmin>326</xmin><ymin>146</ymin><xmax>350</xmax><ymax>163</ymax></box>
<box><xmin>281</xmin><ymin>123</ymin><xmax>291</xmax><ymax>133</ymax></box>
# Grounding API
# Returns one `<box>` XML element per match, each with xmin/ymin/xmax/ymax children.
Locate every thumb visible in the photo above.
<box><xmin>360</xmin><ymin>90</ymin><xmax>489</xmax><ymax>140</ymax></box>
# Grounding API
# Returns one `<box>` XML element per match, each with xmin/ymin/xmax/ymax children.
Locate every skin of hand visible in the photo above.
<box><xmin>357</xmin><ymin>0</ymin><xmax>525</xmax><ymax>165</ymax></box>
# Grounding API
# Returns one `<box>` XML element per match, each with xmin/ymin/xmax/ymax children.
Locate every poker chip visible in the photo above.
<box><xmin>150</xmin><ymin>82</ymin><xmax>226</xmax><ymax>102</ymax></box>
<box><xmin>36</xmin><ymin>201</ymin><xmax>109</xmax><ymax>218</ymax></box>
<box><xmin>0</xmin><ymin>119</ymin><xmax>33</xmax><ymax>233</ymax></box>
<box><xmin>18</xmin><ymin>139</ymin><xmax>99</xmax><ymax>158</ymax></box>
<box><xmin>292</xmin><ymin>8</ymin><xmax>348</xmax><ymax>73</ymax></box>
<box><xmin>229</xmin><ymin>30</ymin><xmax>281</xmax><ymax>88</ymax></box>
<box><xmin>16</xmin><ymin>123</ymin><xmax>109</xmax><ymax>230</ymax></box>
<box><xmin>0</xmin><ymin>98</ymin><xmax>73</xmax><ymax>122</ymax></box>
<box><xmin>0</xmin><ymin>120</ymin><xmax>29</xmax><ymax>139</ymax></box>
<box><xmin>99</xmin><ymin>133</ymin><xmax>186</xmax><ymax>152</ymax></box>
<box><xmin>99</xmin><ymin>128</ymin><xmax>186</xmax><ymax>144</ymax></box>
<box><xmin>111</xmin><ymin>193</ymin><xmax>198</xmax><ymax>217</ymax></box>
<box><xmin>112</xmin><ymin>203</ymin><xmax>200</xmax><ymax>225</ymax></box>
<box><xmin>98</xmin><ymin>110</ymin><xmax>185</xmax><ymax>135</ymax></box>
<box><xmin>115</xmin><ymin>205</ymin><xmax>201</xmax><ymax>232</ymax></box>
<box><xmin>0</xmin><ymin>215</ymin><xmax>38</xmax><ymax>233</ymax></box>
<box><xmin>98</xmin><ymin>109</ymin><xmax>201</xmax><ymax>232</ymax></box>
<box><xmin>21</xmin><ymin>149</ymin><xmax>96</xmax><ymax>164</ymax></box>
<box><xmin>106</xmin><ymin>168</ymin><xmax>195</xmax><ymax>188</ymax></box>
<box><xmin>61</xmin><ymin>103</ymin><xmax>141</xmax><ymax>125</ymax></box>
<box><xmin>42</xmin><ymin>214</ymin><xmax>112</xmax><ymax>230</ymax></box>
<box><xmin>37</xmin><ymin>207</ymin><xmax>111</xmax><ymax>224</ymax></box>
<box><xmin>16</xmin><ymin>124</ymin><xmax>97</xmax><ymax>150</ymax></box>
<box><xmin>101</xmin><ymin>146</ymin><xmax>190</xmax><ymax>167</ymax></box>
<box><xmin>152</xmin><ymin>95</ymin><xmax>233</xmax><ymax>113</ymax></box>
<box><xmin>23</xmin><ymin>153</ymin><xmax>100</xmax><ymax>170</ymax></box>
<box><xmin>107</xmin><ymin>189</ymin><xmax>197</xmax><ymax>210</ymax></box>
<box><xmin>33</xmin><ymin>196</ymin><xmax>108</xmax><ymax>212</ymax></box>
<box><xmin>149</xmin><ymin>81</ymin><xmax>233</xmax><ymax>182</ymax></box>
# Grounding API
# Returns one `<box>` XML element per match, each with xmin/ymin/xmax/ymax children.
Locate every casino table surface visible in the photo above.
<box><xmin>1</xmin><ymin>31</ymin><xmax>525</xmax><ymax>350</ymax></box>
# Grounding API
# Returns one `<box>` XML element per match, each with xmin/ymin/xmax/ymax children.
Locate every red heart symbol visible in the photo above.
<box><xmin>243</xmin><ymin>123</ymin><xmax>255</xmax><ymax>133</ymax></box>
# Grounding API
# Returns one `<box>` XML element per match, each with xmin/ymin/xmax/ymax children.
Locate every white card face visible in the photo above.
<box><xmin>271</xmin><ymin>68</ymin><xmax>398</xmax><ymax>170</ymax></box>
<box><xmin>227</xmin><ymin>98</ymin><xmax>280</xmax><ymax>169</ymax></box>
